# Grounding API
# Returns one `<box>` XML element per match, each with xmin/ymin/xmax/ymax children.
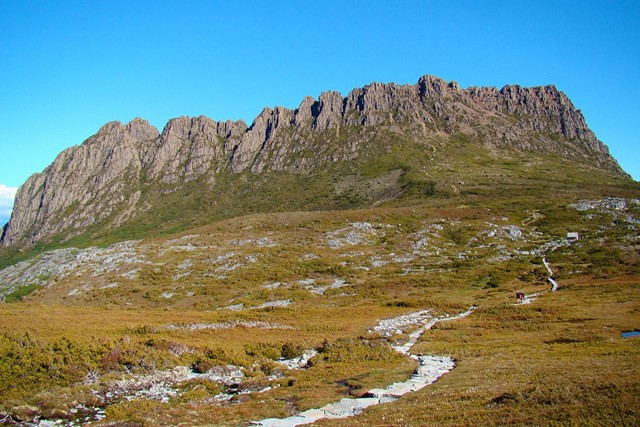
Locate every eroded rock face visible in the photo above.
<box><xmin>1</xmin><ymin>75</ymin><xmax>628</xmax><ymax>248</ymax></box>
<box><xmin>146</xmin><ymin>116</ymin><xmax>246</xmax><ymax>183</ymax></box>
<box><xmin>1</xmin><ymin>119</ymin><xmax>159</xmax><ymax>246</ymax></box>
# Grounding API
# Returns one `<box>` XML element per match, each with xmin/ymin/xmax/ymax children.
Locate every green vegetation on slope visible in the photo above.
<box><xmin>3</xmin><ymin>125</ymin><xmax>633</xmax><ymax>267</ymax></box>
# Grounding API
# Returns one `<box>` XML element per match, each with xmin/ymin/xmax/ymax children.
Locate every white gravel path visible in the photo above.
<box><xmin>252</xmin><ymin>308</ymin><xmax>474</xmax><ymax>427</ymax></box>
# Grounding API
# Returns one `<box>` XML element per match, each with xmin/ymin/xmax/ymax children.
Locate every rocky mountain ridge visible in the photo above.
<box><xmin>1</xmin><ymin>75</ymin><xmax>628</xmax><ymax>248</ymax></box>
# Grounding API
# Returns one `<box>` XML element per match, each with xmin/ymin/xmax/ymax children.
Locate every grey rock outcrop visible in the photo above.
<box><xmin>2</xmin><ymin>119</ymin><xmax>159</xmax><ymax>246</ymax></box>
<box><xmin>1</xmin><ymin>75</ymin><xmax>629</xmax><ymax>248</ymax></box>
<box><xmin>146</xmin><ymin>116</ymin><xmax>246</xmax><ymax>183</ymax></box>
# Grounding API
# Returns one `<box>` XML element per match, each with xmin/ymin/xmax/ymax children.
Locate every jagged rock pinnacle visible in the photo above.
<box><xmin>1</xmin><ymin>75</ymin><xmax>628</xmax><ymax>248</ymax></box>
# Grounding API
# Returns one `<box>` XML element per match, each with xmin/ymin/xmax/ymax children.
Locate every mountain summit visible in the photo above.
<box><xmin>1</xmin><ymin>75</ymin><xmax>628</xmax><ymax>248</ymax></box>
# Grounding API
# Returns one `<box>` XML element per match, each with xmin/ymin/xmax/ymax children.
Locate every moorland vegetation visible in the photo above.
<box><xmin>0</xmin><ymin>174</ymin><xmax>638</xmax><ymax>425</ymax></box>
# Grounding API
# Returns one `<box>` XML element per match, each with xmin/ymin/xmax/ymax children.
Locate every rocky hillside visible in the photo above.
<box><xmin>0</xmin><ymin>75</ymin><xmax>628</xmax><ymax>249</ymax></box>
<box><xmin>3</xmin><ymin>196</ymin><xmax>637</xmax><ymax>305</ymax></box>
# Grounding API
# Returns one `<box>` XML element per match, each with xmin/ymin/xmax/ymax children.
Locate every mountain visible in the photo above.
<box><xmin>0</xmin><ymin>75</ymin><xmax>629</xmax><ymax>249</ymax></box>
<box><xmin>0</xmin><ymin>74</ymin><xmax>639</xmax><ymax>427</ymax></box>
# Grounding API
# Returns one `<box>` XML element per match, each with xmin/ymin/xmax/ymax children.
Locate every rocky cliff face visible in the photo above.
<box><xmin>1</xmin><ymin>75</ymin><xmax>628</xmax><ymax>248</ymax></box>
<box><xmin>3</xmin><ymin>119</ymin><xmax>159</xmax><ymax>246</ymax></box>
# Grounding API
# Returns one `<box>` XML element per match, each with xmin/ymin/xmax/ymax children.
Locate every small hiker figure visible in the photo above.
<box><xmin>516</xmin><ymin>291</ymin><xmax>524</xmax><ymax>303</ymax></box>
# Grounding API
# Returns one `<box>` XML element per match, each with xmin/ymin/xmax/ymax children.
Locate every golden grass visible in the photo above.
<box><xmin>316</xmin><ymin>275</ymin><xmax>640</xmax><ymax>426</ymax></box>
<box><xmin>0</xmin><ymin>195</ymin><xmax>639</xmax><ymax>425</ymax></box>
<box><xmin>3</xmin><ymin>272</ymin><xmax>637</xmax><ymax>425</ymax></box>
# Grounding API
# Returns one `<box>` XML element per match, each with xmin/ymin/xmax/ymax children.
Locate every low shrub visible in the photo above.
<box><xmin>317</xmin><ymin>338</ymin><xmax>402</xmax><ymax>363</ymax></box>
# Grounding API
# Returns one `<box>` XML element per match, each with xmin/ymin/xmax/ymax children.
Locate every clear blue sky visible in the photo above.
<box><xmin>1</xmin><ymin>0</ymin><xmax>639</xmax><ymax>223</ymax></box>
